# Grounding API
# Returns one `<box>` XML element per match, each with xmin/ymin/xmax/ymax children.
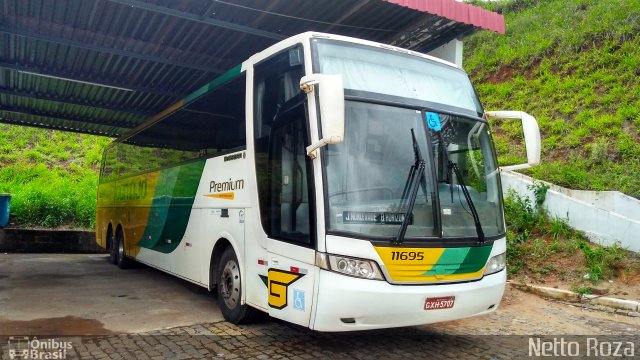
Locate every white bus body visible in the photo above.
<box><xmin>97</xmin><ymin>32</ymin><xmax>540</xmax><ymax>331</ymax></box>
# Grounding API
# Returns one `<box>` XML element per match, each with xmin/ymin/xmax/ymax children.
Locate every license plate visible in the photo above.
<box><xmin>424</xmin><ymin>296</ymin><xmax>455</xmax><ymax>310</ymax></box>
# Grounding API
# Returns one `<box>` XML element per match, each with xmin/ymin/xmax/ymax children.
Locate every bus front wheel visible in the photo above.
<box><xmin>217</xmin><ymin>247</ymin><xmax>258</xmax><ymax>324</ymax></box>
<box><xmin>107</xmin><ymin>228</ymin><xmax>117</xmax><ymax>265</ymax></box>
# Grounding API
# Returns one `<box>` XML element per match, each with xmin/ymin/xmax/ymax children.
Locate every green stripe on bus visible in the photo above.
<box><xmin>422</xmin><ymin>245</ymin><xmax>493</xmax><ymax>276</ymax></box>
<box><xmin>422</xmin><ymin>247</ymin><xmax>470</xmax><ymax>275</ymax></box>
<box><xmin>451</xmin><ymin>245</ymin><xmax>493</xmax><ymax>274</ymax></box>
<box><xmin>184</xmin><ymin>64</ymin><xmax>243</xmax><ymax>105</ymax></box>
<box><xmin>137</xmin><ymin>159</ymin><xmax>207</xmax><ymax>253</ymax></box>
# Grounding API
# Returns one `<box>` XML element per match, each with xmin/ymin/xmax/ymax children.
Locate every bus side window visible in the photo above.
<box><xmin>254</xmin><ymin>46</ymin><xmax>313</xmax><ymax>246</ymax></box>
<box><xmin>268</xmin><ymin>102</ymin><xmax>312</xmax><ymax>244</ymax></box>
<box><xmin>100</xmin><ymin>145</ymin><xmax>117</xmax><ymax>183</ymax></box>
<box><xmin>117</xmin><ymin>74</ymin><xmax>247</xmax><ymax>178</ymax></box>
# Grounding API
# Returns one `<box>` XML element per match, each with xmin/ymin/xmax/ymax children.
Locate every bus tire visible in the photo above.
<box><xmin>107</xmin><ymin>227</ymin><xmax>117</xmax><ymax>265</ymax></box>
<box><xmin>115</xmin><ymin>230</ymin><xmax>132</xmax><ymax>269</ymax></box>
<box><xmin>217</xmin><ymin>247</ymin><xmax>257</xmax><ymax>324</ymax></box>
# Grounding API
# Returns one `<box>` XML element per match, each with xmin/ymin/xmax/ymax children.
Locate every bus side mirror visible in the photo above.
<box><xmin>485</xmin><ymin>111</ymin><xmax>541</xmax><ymax>171</ymax></box>
<box><xmin>300</xmin><ymin>74</ymin><xmax>345</xmax><ymax>159</ymax></box>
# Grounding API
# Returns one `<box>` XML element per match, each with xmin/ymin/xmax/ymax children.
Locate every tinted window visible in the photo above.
<box><xmin>254</xmin><ymin>47</ymin><xmax>314</xmax><ymax>245</ymax></box>
<box><xmin>265</xmin><ymin>102</ymin><xmax>313</xmax><ymax>244</ymax></box>
<box><xmin>116</xmin><ymin>74</ymin><xmax>246</xmax><ymax>178</ymax></box>
<box><xmin>100</xmin><ymin>145</ymin><xmax>118</xmax><ymax>183</ymax></box>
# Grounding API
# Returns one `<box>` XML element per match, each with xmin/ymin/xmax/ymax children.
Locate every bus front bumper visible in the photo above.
<box><xmin>311</xmin><ymin>268</ymin><xmax>506</xmax><ymax>331</ymax></box>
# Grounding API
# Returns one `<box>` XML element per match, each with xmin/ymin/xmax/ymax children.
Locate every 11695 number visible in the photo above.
<box><xmin>390</xmin><ymin>251</ymin><xmax>424</xmax><ymax>261</ymax></box>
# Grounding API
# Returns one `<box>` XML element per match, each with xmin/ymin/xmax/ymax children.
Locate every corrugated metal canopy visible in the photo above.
<box><xmin>0</xmin><ymin>0</ymin><xmax>504</xmax><ymax>137</ymax></box>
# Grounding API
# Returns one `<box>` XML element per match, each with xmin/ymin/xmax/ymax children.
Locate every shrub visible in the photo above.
<box><xmin>578</xmin><ymin>241</ymin><xmax>626</xmax><ymax>282</ymax></box>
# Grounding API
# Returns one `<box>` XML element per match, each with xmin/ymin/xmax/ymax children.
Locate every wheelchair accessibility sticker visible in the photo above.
<box><xmin>426</xmin><ymin>112</ymin><xmax>442</xmax><ymax>131</ymax></box>
<box><xmin>293</xmin><ymin>289</ymin><xmax>305</xmax><ymax>311</ymax></box>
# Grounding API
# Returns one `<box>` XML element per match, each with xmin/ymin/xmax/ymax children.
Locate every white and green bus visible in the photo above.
<box><xmin>97</xmin><ymin>32</ymin><xmax>541</xmax><ymax>331</ymax></box>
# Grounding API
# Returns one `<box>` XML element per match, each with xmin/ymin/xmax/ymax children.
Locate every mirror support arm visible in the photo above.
<box><xmin>300</xmin><ymin>74</ymin><xmax>345</xmax><ymax>160</ymax></box>
<box><xmin>485</xmin><ymin>110</ymin><xmax>541</xmax><ymax>172</ymax></box>
<box><xmin>306</xmin><ymin>137</ymin><xmax>340</xmax><ymax>159</ymax></box>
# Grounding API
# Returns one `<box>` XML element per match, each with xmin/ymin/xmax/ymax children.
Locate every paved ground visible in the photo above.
<box><xmin>1</xmin><ymin>254</ymin><xmax>639</xmax><ymax>359</ymax></box>
<box><xmin>1</xmin><ymin>319</ymin><xmax>639</xmax><ymax>359</ymax></box>
<box><xmin>0</xmin><ymin>254</ymin><xmax>223</xmax><ymax>334</ymax></box>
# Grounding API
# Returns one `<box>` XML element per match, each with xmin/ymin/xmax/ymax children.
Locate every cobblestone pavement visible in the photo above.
<box><xmin>2</xmin><ymin>287</ymin><xmax>640</xmax><ymax>360</ymax></box>
<box><xmin>439</xmin><ymin>286</ymin><xmax>640</xmax><ymax>336</ymax></box>
<box><xmin>1</xmin><ymin>320</ymin><xmax>638</xmax><ymax>360</ymax></box>
<box><xmin>2</xmin><ymin>260</ymin><xmax>640</xmax><ymax>360</ymax></box>
<box><xmin>0</xmin><ymin>322</ymin><xmax>536</xmax><ymax>360</ymax></box>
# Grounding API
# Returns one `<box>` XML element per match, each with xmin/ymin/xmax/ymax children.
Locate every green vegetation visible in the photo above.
<box><xmin>504</xmin><ymin>185</ymin><xmax>637</xmax><ymax>284</ymax></box>
<box><xmin>570</xmin><ymin>285</ymin><xmax>593</xmax><ymax>296</ymax></box>
<box><xmin>0</xmin><ymin>125</ymin><xmax>110</xmax><ymax>228</ymax></box>
<box><xmin>577</xmin><ymin>240</ymin><xmax>626</xmax><ymax>282</ymax></box>
<box><xmin>465</xmin><ymin>0</ymin><xmax>640</xmax><ymax>198</ymax></box>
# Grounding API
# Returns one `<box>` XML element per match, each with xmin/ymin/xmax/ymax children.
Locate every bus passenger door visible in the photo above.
<box><xmin>264</xmin><ymin>100</ymin><xmax>317</xmax><ymax>327</ymax></box>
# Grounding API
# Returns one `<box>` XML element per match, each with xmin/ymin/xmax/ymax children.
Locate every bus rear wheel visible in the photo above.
<box><xmin>115</xmin><ymin>230</ymin><xmax>132</xmax><ymax>269</ymax></box>
<box><xmin>217</xmin><ymin>247</ymin><xmax>258</xmax><ymax>324</ymax></box>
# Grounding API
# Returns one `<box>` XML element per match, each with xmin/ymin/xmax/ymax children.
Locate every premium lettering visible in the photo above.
<box><xmin>210</xmin><ymin>178</ymin><xmax>245</xmax><ymax>193</ymax></box>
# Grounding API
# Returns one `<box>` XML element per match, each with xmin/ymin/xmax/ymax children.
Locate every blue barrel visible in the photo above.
<box><xmin>0</xmin><ymin>194</ymin><xmax>10</xmax><ymax>228</ymax></box>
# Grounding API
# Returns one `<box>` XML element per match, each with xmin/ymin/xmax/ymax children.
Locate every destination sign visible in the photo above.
<box><xmin>342</xmin><ymin>211</ymin><xmax>413</xmax><ymax>225</ymax></box>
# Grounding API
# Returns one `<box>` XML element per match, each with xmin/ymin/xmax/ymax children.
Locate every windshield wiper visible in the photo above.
<box><xmin>450</xmin><ymin>162</ymin><xmax>485</xmax><ymax>244</ymax></box>
<box><xmin>437</xmin><ymin>132</ymin><xmax>485</xmax><ymax>244</ymax></box>
<box><xmin>395</xmin><ymin>129</ymin><xmax>425</xmax><ymax>245</ymax></box>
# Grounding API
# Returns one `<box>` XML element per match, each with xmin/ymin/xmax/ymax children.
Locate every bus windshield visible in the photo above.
<box><xmin>313</xmin><ymin>39</ymin><xmax>483</xmax><ymax>115</ymax></box>
<box><xmin>324</xmin><ymin>103</ymin><xmax>504</xmax><ymax>240</ymax></box>
<box><xmin>324</xmin><ymin>102</ymin><xmax>437</xmax><ymax>239</ymax></box>
<box><xmin>431</xmin><ymin>115</ymin><xmax>505</xmax><ymax>238</ymax></box>
<box><xmin>315</xmin><ymin>40</ymin><xmax>505</xmax><ymax>240</ymax></box>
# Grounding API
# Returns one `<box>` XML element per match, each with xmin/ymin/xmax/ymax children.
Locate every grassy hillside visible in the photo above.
<box><xmin>0</xmin><ymin>124</ymin><xmax>110</xmax><ymax>228</ymax></box>
<box><xmin>465</xmin><ymin>0</ymin><xmax>640</xmax><ymax>198</ymax></box>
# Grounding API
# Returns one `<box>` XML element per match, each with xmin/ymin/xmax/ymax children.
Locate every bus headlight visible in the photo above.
<box><xmin>483</xmin><ymin>252</ymin><xmax>506</xmax><ymax>276</ymax></box>
<box><xmin>316</xmin><ymin>253</ymin><xmax>384</xmax><ymax>280</ymax></box>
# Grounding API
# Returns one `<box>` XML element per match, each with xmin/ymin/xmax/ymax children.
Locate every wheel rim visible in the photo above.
<box><xmin>118</xmin><ymin>235</ymin><xmax>124</xmax><ymax>262</ymax></box>
<box><xmin>220</xmin><ymin>259</ymin><xmax>240</xmax><ymax>310</ymax></box>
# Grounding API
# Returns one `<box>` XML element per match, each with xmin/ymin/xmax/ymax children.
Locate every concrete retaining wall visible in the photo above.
<box><xmin>501</xmin><ymin>171</ymin><xmax>640</xmax><ymax>253</ymax></box>
<box><xmin>0</xmin><ymin>228</ymin><xmax>106</xmax><ymax>253</ymax></box>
